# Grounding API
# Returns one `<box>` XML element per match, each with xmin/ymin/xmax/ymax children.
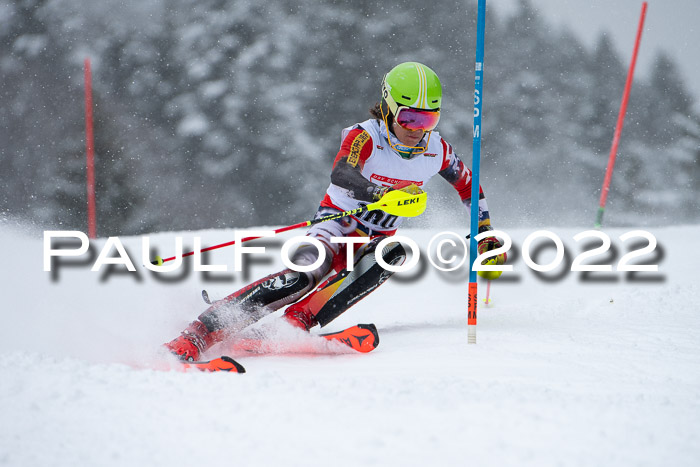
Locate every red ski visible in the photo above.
<box><xmin>181</xmin><ymin>356</ymin><xmax>246</xmax><ymax>373</ymax></box>
<box><xmin>320</xmin><ymin>323</ymin><xmax>379</xmax><ymax>353</ymax></box>
<box><xmin>164</xmin><ymin>325</ymin><xmax>378</xmax><ymax>373</ymax></box>
<box><xmin>229</xmin><ymin>323</ymin><xmax>379</xmax><ymax>355</ymax></box>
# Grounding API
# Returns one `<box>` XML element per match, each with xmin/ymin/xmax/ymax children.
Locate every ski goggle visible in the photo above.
<box><xmin>394</xmin><ymin>106</ymin><xmax>441</xmax><ymax>132</ymax></box>
<box><xmin>380</xmin><ymin>102</ymin><xmax>432</xmax><ymax>157</ymax></box>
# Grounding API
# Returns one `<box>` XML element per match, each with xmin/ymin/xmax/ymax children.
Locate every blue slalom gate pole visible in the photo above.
<box><xmin>468</xmin><ymin>0</ymin><xmax>486</xmax><ymax>344</ymax></box>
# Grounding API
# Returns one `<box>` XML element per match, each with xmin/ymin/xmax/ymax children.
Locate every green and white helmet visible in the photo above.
<box><xmin>382</xmin><ymin>62</ymin><xmax>442</xmax><ymax>114</ymax></box>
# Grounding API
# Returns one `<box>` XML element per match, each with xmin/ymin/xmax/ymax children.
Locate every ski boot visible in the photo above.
<box><xmin>282</xmin><ymin>302</ymin><xmax>319</xmax><ymax>331</ymax></box>
<box><xmin>163</xmin><ymin>320</ymin><xmax>212</xmax><ymax>361</ymax></box>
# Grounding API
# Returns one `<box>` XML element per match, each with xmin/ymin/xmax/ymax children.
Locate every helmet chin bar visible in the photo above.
<box><xmin>380</xmin><ymin>99</ymin><xmax>431</xmax><ymax>157</ymax></box>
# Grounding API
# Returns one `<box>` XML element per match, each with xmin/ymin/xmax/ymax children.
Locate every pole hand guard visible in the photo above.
<box><xmin>367</xmin><ymin>190</ymin><xmax>427</xmax><ymax>217</ymax></box>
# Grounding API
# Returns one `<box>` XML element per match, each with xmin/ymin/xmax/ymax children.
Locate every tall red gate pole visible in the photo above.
<box><xmin>595</xmin><ymin>2</ymin><xmax>648</xmax><ymax>228</ymax></box>
<box><xmin>84</xmin><ymin>57</ymin><xmax>97</xmax><ymax>238</ymax></box>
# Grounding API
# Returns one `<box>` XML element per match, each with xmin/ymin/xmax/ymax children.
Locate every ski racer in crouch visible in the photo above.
<box><xmin>165</xmin><ymin>62</ymin><xmax>506</xmax><ymax>361</ymax></box>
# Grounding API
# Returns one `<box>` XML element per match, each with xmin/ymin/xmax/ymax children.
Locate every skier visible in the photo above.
<box><xmin>165</xmin><ymin>62</ymin><xmax>506</xmax><ymax>361</ymax></box>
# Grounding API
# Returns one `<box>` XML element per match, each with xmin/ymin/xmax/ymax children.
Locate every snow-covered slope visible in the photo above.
<box><xmin>1</xmin><ymin>225</ymin><xmax>698</xmax><ymax>466</ymax></box>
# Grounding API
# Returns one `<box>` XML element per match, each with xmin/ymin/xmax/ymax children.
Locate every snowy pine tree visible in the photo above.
<box><xmin>1</xmin><ymin>0</ymin><xmax>699</xmax><ymax>231</ymax></box>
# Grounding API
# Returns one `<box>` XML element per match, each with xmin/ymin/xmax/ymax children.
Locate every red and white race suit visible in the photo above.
<box><xmin>320</xmin><ymin>118</ymin><xmax>492</xmax><ymax>235</ymax></box>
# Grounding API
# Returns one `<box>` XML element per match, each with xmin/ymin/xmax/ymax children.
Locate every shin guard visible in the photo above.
<box><xmin>198</xmin><ymin>269</ymin><xmax>314</xmax><ymax>338</ymax></box>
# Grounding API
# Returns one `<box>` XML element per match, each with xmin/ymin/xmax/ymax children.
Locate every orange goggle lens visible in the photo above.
<box><xmin>395</xmin><ymin>107</ymin><xmax>440</xmax><ymax>131</ymax></box>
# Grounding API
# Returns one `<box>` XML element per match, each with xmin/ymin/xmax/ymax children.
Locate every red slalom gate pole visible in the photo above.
<box><xmin>595</xmin><ymin>2</ymin><xmax>648</xmax><ymax>228</ymax></box>
<box><xmin>84</xmin><ymin>57</ymin><xmax>97</xmax><ymax>239</ymax></box>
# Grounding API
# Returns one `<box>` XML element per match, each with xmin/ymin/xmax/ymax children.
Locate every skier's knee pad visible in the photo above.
<box><xmin>313</xmin><ymin>236</ymin><xmax>406</xmax><ymax>327</ymax></box>
<box><xmin>291</xmin><ymin>243</ymin><xmax>333</xmax><ymax>284</ymax></box>
<box><xmin>360</xmin><ymin>236</ymin><xmax>407</xmax><ymax>271</ymax></box>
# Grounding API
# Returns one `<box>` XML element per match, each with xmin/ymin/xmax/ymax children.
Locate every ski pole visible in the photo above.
<box><xmin>151</xmin><ymin>190</ymin><xmax>427</xmax><ymax>265</ymax></box>
<box><xmin>484</xmin><ymin>279</ymin><xmax>491</xmax><ymax>306</ymax></box>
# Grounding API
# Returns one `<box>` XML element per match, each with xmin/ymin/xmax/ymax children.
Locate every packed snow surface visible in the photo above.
<box><xmin>1</xmin><ymin>225</ymin><xmax>698</xmax><ymax>466</ymax></box>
